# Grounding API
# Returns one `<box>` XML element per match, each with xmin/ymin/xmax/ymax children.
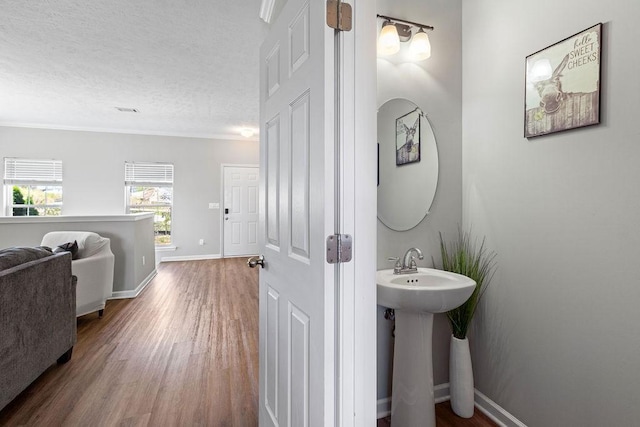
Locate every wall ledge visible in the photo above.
<box><xmin>110</xmin><ymin>269</ymin><xmax>157</xmax><ymax>300</ymax></box>
<box><xmin>0</xmin><ymin>213</ymin><xmax>153</xmax><ymax>224</ymax></box>
<box><xmin>376</xmin><ymin>384</ymin><xmax>526</xmax><ymax>427</ymax></box>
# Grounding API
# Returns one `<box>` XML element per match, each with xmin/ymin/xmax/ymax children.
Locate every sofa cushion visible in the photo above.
<box><xmin>53</xmin><ymin>241</ymin><xmax>79</xmax><ymax>260</ymax></box>
<box><xmin>0</xmin><ymin>247</ymin><xmax>54</xmax><ymax>271</ymax></box>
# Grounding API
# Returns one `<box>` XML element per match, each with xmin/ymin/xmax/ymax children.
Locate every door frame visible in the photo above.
<box><xmin>220</xmin><ymin>163</ymin><xmax>259</xmax><ymax>258</ymax></box>
<box><xmin>257</xmin><ymin>0</ymin><xmax>377</xmax><ymax>425</ymax></box>
<box><xmin>333</xmin><ymin>1</ymin><xmax>377</xmax><ymax>425</ymax></box>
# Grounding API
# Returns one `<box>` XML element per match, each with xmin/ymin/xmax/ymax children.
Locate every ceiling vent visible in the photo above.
<box><xmin>115</xmin><ymin>107</ymin><xmax>140</xmax><ymax>113</ymax></box>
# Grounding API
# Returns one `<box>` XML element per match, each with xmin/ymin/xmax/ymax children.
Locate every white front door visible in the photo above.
<box><xmin>258</xmin><ymin>0</ymin><xmax>336</xmax><ymax>426</ymax></box>
<box><xmin>223</xmin><ymin>165</ymin><xmax>259</xmax><ymax>257</ymax></box>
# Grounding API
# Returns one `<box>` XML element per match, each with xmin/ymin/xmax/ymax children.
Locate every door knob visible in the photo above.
<box><xmin>247</xmin><ymin>255</ymin><xmax>265</xmax><ymax>268</ymax></box>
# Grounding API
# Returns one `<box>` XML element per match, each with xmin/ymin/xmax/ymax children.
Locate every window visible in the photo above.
<box><xmin>125</xmin><ymin>162</ymin><xmax>174</xmax><ymax>245</ymax></box>
<box><xmin>3</xmin><ymin>158</ymin><xmax>63</xmax><ymax>216</ymax></box>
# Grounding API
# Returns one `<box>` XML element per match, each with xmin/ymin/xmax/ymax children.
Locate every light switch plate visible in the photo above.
<box><xmin>209</xmin><ymin>202</ymin><xmax>220</xmax><ymax>209</ymax></box>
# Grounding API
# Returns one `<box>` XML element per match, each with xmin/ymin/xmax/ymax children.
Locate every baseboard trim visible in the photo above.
<box><xmin>160</xmin><ymin>254</ymin><xmax>222</xmax><ymax>262</ymax></box>
<box><xmin>376</xmin><ymin>384</ymin><xmax>450</xmax><ymax>419</ymax></box>
<box><xmin>376</xmin><ymin>397</ymin><xmax>391</xmax><ymax>419</ymax></box>
<box><xmin>474</xmin><ymin>389</ymin><xmax>527</xmax><ymax>427</ymax></box>
<box><xmin>221</xmin><ymin>254</ymin><xmax>257</xmax><ymax>258</ymax></box>
<box><xmin>434</xmin><ymin>383</ymin><xmax>450</xmax><ymax>403</ymax></box>
<box><xmin>376</xmin><ymin>384</ymin><xmax>526</xmax><ymax>427</ymax></box>
<box><xmin>110</xmin><ymin>269</ymin><xmax>157</xmax><ymax>299</ymax></box>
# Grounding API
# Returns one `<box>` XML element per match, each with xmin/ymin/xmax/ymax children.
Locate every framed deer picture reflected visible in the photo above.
<box><xmin>525</xmin><ymin>23</ymin><xmax>602</xmax><ymax>138</ymax></box>
<box><xmin>396</xmin><ymin>108</ymin><xmax>421</xmax><ymax>165</ymax></box>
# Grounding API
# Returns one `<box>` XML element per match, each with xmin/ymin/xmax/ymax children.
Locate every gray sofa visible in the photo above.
<box><xmin>0</xmin><ymin>248</ymin><xmax>77</xmax><ymax>410</ymax></box>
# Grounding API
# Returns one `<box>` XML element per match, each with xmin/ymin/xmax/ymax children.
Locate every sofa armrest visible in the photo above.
<box><xmin>72</xmin><ymin>250</ymin><xmax>115</xmax><ymax>301</ymax></box>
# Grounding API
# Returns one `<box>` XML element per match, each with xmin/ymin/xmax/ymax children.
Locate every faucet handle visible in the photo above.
<box><xmin>409</xmin><ymin>256</ymin><xmax>417</xmax><ymax>269</ymax></box>
<box><xmin>387</xmin><ymin>257</ymin><xmax>402</xmax><ymax>274</ymax></box>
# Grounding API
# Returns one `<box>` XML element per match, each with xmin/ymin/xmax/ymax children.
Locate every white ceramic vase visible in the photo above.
<box><xmin>449</xmin><ymin>336</ymin><xmax>474</xmax><ymax>418</ymax></box>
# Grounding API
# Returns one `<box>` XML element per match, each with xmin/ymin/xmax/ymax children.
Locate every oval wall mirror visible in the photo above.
<box><xmin>377</xmin><ymin>98</ymin><xmax>439</xmax><ymax>231</ymax></box>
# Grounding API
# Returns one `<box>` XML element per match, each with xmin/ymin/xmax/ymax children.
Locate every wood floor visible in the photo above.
<box><xmin>1</xmin><ymin>258</ymin><xmax>496</xmax><ymax>426</ymax></box>
<box><xmin>377</xmin><ymin>402</ymin><xmax>498</xmax><ymax>426</ymax></box>
<box><xmin>0</xmin><ymin>258</ymin><xmax>259</xmax><ymax>426</ymax></box>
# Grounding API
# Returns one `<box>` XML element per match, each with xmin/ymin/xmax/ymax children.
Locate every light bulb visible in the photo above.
<box><xmin>378</xmin><ymin>21</ymin><xmax>400</xmax><ymax>56</ymax></box>
<box><xmin>240</xmin><ymin>128</ymin><xmax>255</xmax><ymax>138</ymax></box>
<box><xmin>410</xmin><ymin>28</ymin><xmax>431</xmax><ymax>61</ymax></box>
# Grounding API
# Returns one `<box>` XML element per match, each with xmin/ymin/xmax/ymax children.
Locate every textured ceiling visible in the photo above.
<box><xmin>0</xmin><ymin>0</ymin><xmax>267</xmax><ymax>139</ymax></box>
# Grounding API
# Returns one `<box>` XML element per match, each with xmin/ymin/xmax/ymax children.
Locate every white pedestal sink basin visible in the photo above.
<box><xmin>377</xmin><ymin>268</ymin><xmax>475</xmax><ymax>427</ymax></box>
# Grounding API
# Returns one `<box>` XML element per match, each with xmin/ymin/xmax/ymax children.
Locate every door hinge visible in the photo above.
<box><xmin>326</xmin><ymin>0</ymin><xmax>352</xmax><ymax>32</ymax></box>
<box><xmin>326</xmin><ymin>234</ymin><xmax>352</xmax><ymax>264</ymax></box>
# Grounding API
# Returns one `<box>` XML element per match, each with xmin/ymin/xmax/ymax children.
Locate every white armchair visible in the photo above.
<box><xmin>41</xmin><ymin>231</ymin><xmax>115</xmax><ymax>317</ymax></box>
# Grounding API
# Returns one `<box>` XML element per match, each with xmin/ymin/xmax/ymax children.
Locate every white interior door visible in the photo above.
<box><xmin>223</xmin><ymin>165</ymin><xmax>259</xmax><ymax>257</ymax></box>
<box><xmin>258</xmin><ymin>0</ymin><xmax>336</xmax><ymax>426</ymax></box>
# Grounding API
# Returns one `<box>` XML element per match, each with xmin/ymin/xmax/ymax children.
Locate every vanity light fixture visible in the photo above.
<box><xmin>378</xmin><ymin>20</ymin><xmax>401</xmax><ymax>55</ymax></box>
<box><xmin>377</xmin><ymin>14</ymin><xmax>434</xmax><ymax>61</ymax></box>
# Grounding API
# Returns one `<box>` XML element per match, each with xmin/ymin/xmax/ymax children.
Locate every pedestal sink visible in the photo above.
<box><xmin>377</xmin><ymin>268</ymin><xmax>475</xmax><ymax>427</ymax></box>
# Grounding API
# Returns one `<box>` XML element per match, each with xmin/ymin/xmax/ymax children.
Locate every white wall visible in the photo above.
<box><xmin>0</xmin><ymin>126</ymin><xmax>259</xmax><ymax>259</ymax></box>
<box><xmin>463</xmin><ymin>1</ymin><xmax>640</xmax><ymax>425</ymax></box>
<box><xmin>376</xmin><ymin>0</ymin><xmax>462</xmax><ymax>400</ymax></box>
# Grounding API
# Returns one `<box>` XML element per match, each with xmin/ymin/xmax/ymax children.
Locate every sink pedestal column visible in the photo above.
<box><xmin>391</xmin><ymin>310</ymin><xmax>435</xmax><ymax>427</ymax></box>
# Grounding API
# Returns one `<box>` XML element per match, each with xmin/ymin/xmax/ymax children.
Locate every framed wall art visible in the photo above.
<box><xmin>396</xmin><ymin>108</ymin><xmax>421</xmax><ymax>165</ymax></box>
<box><xmin>524</xmin><ymin>23</ymin><xmax>602</xmax><ymax>138</ymax></box>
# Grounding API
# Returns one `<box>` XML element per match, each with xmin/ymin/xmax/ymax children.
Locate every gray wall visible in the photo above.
<box><xmin>0</xmin><ymin>126</ymin><xmax>259</xmax><ymax>259</ymax></box>
<box><xmin>376</xmin><ymin>0</ymin><xmax>463</xmax><ymax>400</ymax></box>
<box><xmin>0</xmin><ymin>215</ymin><xmax>155</xmax><ymax>293</ymax></box>
<box><xmin>463</xmin><ymin>1</ymin><xmax>640</xmax><ymax>425</ymax></box>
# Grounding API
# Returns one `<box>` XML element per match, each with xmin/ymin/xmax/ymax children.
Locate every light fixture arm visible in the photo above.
<box><xmin>376</xmin><ymin>14</ymin><xmax>434</xmax><ymax>31</ymax></box>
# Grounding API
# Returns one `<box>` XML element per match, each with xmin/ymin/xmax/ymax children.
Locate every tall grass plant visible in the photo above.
<box><xmin>435</xmin><ymin>228</ymin><xmax>497</xmax><ymax>339</ymax></box>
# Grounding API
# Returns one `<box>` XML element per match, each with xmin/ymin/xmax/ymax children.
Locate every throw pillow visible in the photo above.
<box><xmin>0</xmin><ymin>247</ymin><xmax>54</xmax><ymax>271</ymax></box>
<box><xmin>53</xmin><ymin>240</ymin><xmax>79</xmax><ymax>260</ymax></box>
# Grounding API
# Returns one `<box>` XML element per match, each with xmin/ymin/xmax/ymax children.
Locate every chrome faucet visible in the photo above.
<box><xmin>403</xmin><ymin>247</ymin><xmax>424</xmax><ymax>271</ymax></box>
<box><xmin>388</xmin><ymin>247</ymin><xmax>424</xmax><ymax>274</ymax></box>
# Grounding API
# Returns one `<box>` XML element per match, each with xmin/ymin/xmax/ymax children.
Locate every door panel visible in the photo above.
<box><xmin>259</xmin><ymin>0</ymin><xmax>335</xmax><ymax>425</ymax></box>
<box><xmin>266</xmin><ymin>46</ymin><xmax>280</xmax><ymax>98</ymax></box>
<box><xmin>289</xmin><ymin>302</ymin><xmax>309</xmax><ymax>427</ymax></box>
<box><xmin>266</xmin><ymin>116</ymin><xmax>281</xmax><ymax>249</ymax></box>
<box><xmin>265</xmin><ymin>286</ymin><xmax>279</xmax><ymax>423</ymax></box>
<box><xmin>289</xmin><ymin>91</ymin><xmax>310</xmax><ymax>260</ymax></box>
<box><xmin>289</xmin><ymin>5</ymin><xmax>309</xmax><ymax>74</ymax></box>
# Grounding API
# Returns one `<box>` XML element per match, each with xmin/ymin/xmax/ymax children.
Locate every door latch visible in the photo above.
<box><xmin>247</xmin><ymin>255</ymin><xmax>265</xmax><ymax>268</ymax></box>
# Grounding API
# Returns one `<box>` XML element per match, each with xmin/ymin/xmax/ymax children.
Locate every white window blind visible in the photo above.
<box><xmin>125</xmin><ymin>162</ymin><xmax>174</xmax><ymax>185</ymax></box>
<box><xmin>4</xmin><ymin>158</ymin><xmax>63</xmax><ymax>184</ymax></box>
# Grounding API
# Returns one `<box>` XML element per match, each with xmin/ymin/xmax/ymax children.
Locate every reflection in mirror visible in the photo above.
<box><xmin>377</xmin><ymin>98</ymin><xmax>439</xmax><ymax>231</ymax></box>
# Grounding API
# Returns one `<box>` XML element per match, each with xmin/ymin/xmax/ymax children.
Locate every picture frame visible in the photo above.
<box><xmin>524</xmin><ymin>23</ymin><xmax>602</xmax><ymax>138</ymax></box>
<box><xmin>396</xmin><ymin>108</ymin><xmax>421</xmax><ymax>165</ymax></box>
